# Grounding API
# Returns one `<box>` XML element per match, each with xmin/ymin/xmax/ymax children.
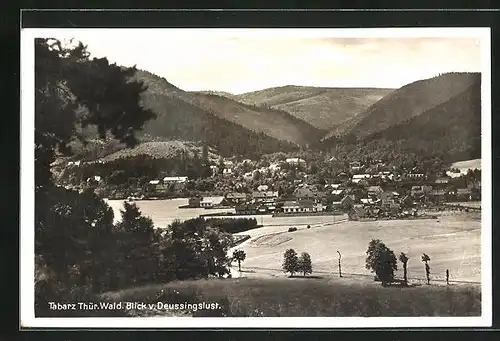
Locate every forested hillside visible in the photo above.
<box><xmin>322</xmin><ymin>75</ymin><xmax>481</xmax><ymax>164</ymax></box>
<box><xmin>233</xmin><ymin>85</ymin><xmax>393</xmax><ymax>129</ymax></box>
<box><xmin>327</xmin><ymin>72</ymin><xmax>479</xmax><ymax>138</ymax></box>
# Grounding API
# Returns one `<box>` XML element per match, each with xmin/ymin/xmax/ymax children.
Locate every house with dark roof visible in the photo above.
<box><xmin>188</xmin><ymin>196</ymin><xmax>202</xmax><ymax>207</ymax></box>
<box><xmin>410</xmin><ymin>185</ymin><xmax>432</xmax><ymax>198</ymax></box>
<box><xmin>349</xmin><ymin>205</ymin><xmax>366</xmax><ymax>220</ymax></box>
<box><xmin>401</xmin><ymin>195</ymin><xmax>414</xmax><ymax>208</ymax></box>
<box><xmin>380</xmin><ymin>191</ymin><xmax>401</xmax><ymax>210</ymax></box>
<box><xmin>224</xmin><ymin>192</ymin><xmax>250</xmax><ymax>205</ymax></box>
<box><xmin>456</xmin><ymin>188</ymin><xmax>472</xmax><ymax>201</ymax></box>
<box><xmin>435</xmin><ymin>176</ymin><xmax>451</xmax><ymax>185</ymax></box>
<box><xmin>337</xmin><ymin>172</ymin><xmax>350</xmax><ymax>182</ymax></box>
<box><xmin>235</xmin><ymin>203</ymin><xmax>259</xmax><ymax>215</ymax></box>
<box><xmin>339</xmin><ymin>195</ymin><xmax>355</xmax><ymax>211</ymax></box>
<box><xmin>293</xmin><ymin>186</ymin><xmax>326</xmax><ymax>201</ymax></box>
<box><xmin>366</xmin><ymin>186</ymin><xmax>384</xmax><ymax>198</ymax></box>
<box><xmin>282</xmin><ymin>199</ymin><xmax>322</xmax><ymax>213</ymax></box>
<box><xmin>429</xmin><ymin>189</ymin><xmax>447</xmax><ymax>203</ymax></box>
<box><xmin>330</xmin><ymin>189</ymin><xmax>346</xmax><ymax>201</ymax></box>
<box><xmin>252</xmin><ymin>191</ymin><xmax>278</xmax><ymax>200</ymax></box>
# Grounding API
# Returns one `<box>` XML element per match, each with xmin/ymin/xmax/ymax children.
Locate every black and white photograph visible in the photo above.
<box><xmin>21</xmin><ymin>27</ymin><xmax>491</xmax><ymax>328</ymax></box>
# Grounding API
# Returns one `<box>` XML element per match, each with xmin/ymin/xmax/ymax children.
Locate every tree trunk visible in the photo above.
<box><xmin>238</xmin><ymin>260</ymin><xmax>241</xmax><ymax>272</ymax></box>
<box><xmin>403</xmin><ymin>264</ymin><xmax>407</xmax><ymax>286</ymax></box>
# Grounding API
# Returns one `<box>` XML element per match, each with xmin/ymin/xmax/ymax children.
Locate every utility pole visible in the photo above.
<box><xmin>337</xmin><ymin>250</ymin><xmax>342</xmax><ymax>278</ymax></box>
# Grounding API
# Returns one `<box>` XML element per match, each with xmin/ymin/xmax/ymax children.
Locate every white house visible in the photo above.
<box><xmin>163</xmin><ymin>176</ymin><xmax>188</xmax><ymax>184</ymax></box>
<box><xmin>257</xmin><ymin>185</ymin><xmax>269</xmax><ymax>192</ymax></box>
<box><xmin>86</xmin><ymin>175</ymin><xmax>101</xmax><ymax>183</ymax></box>
<box><xmin>68</xmin><ymin>160</ymin><xmax>81</xmax><ymax>166</ymax></box>
<box><xmin>149</xmin><ymin>179</ymin><xmax>160</xmax><ymax>185</ymax></box>
<box><xmin>352</xmin><ymin>174</ymin><xmax>371</xmax><ymax>183</ymax></box>
<box><xmin>282</xmin><ymin>199</ymin><xmax>319</xmax><ymax>213</ymax></box>
<box><xmin>210</xmin><ymin>165</ymin><xmax>219</xmax><ymax>175</ymax></box>
<box><xmin>325</xmin><ymin>183</ymin><xmax>342</xmax><ymax>190</ymax></box>
<box><xmin>243</xmin><ymin>172</ymin><xmax>253</xmax><ymax>180</ymax></box>
<box><xmin>286</xmin><ymin>158</ymin><xmax>306</xmax><ymax>166</ymax></box>
<box><xmin>200</xmin><ymin>199</ymin><xmax>213</xmax><ymax>208</ymax></box>
<box><xmin>407</xmin><ymin>173</ymin><xmax>425</xmax><ymax>179</ymax></box>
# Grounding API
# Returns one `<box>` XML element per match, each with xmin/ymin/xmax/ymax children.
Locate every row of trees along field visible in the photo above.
<box><xmin>252</xmin><ymin>240</ymin><xmax>435</xmax><ymax>286</ymax></box>
<box><xmin>365</xmin><ymin>239</ymin><xmax>433</xmax><ymax>286</ymax></box>
<box><xmin>34</xmin><ymin>38</ymin><xmax>256</xmax><ymax>317</ymax></box>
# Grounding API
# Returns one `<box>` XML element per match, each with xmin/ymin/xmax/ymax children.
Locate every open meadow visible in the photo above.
<box><xmin>234</xmin><ymin>212</ymin><xmax>481</xmax><ymax>284</ymax></box>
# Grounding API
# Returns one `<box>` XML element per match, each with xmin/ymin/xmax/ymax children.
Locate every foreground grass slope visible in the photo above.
<box><xmin>233</xmin><ymin>85</ymin><xmax>393</xmax><ymax>130</ymax></box>
<box><xmin>100</xmin><ymin>277</ymin><xmax>480</xmax><ymax>317</ymax></box>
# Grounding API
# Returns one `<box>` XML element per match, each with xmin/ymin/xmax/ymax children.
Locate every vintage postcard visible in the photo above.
<box><xmin>20</xmin><ymin>27</ymin><xmax>491</xmax><ymax>328</ymax></box>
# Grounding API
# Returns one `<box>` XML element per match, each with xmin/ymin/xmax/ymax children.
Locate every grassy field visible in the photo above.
<box><xmin>451</xmin><ymin>158</ymin><xmax>481</xmax><ymax>172</ymax></box>
<box><xmin>445</xmin><ymin>201</ymin><xmax>481</xmax><ymax>209</ymax></box>
<box><xmin>234</xmin><ymin>212</ymin><xmax>481</xmax><ymax>283</ymax></box>
<box><xmin>100</xmin><ymin>277</ymin><xmax>481</xmax><ymax>317</ymax></box>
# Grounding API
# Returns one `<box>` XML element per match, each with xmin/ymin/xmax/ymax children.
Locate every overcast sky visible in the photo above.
<box><xmin>47</xmin><ymin>29</ymin><xmax>483</xmax><ymax>94</ymax></box>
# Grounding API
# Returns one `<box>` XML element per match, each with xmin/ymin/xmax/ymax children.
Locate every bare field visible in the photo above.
<box><xmin>236</xmin><ymin>212</ymin><xmax>481</xmax><ymax>283</ymax></box>
<box><xmin>450</xmin><ymin>158</ymin><xmax>481</xmax><ymax>172</ymax></box>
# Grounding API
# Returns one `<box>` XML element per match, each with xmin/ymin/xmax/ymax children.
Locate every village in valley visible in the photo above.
<box><xmin>65</xmin><ymin>154</ymin><xmax>481</xmax><ymax>221</ymax></box>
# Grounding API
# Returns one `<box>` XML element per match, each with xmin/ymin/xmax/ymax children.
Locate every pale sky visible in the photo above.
<box><xmin>44</xmin><ymin>29</ymin><xmax>484</xmax><ymax>94</ymax></box>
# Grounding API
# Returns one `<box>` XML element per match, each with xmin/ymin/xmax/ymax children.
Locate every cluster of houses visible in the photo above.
<box><xmin>188</xmin><ymin>171</ymin><xmax>481</xmax><ymax>217</ymax></box>
<box><xmin>184</xmin><ymin>188</ymin><xmax>280</xmax><ymax>214</ymax></box>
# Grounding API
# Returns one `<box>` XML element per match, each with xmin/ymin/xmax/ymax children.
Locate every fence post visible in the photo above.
<box><xmin>337</xmin><ymin>251</ymin><xmax>342</xmax><ymax>278</ymax></box>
